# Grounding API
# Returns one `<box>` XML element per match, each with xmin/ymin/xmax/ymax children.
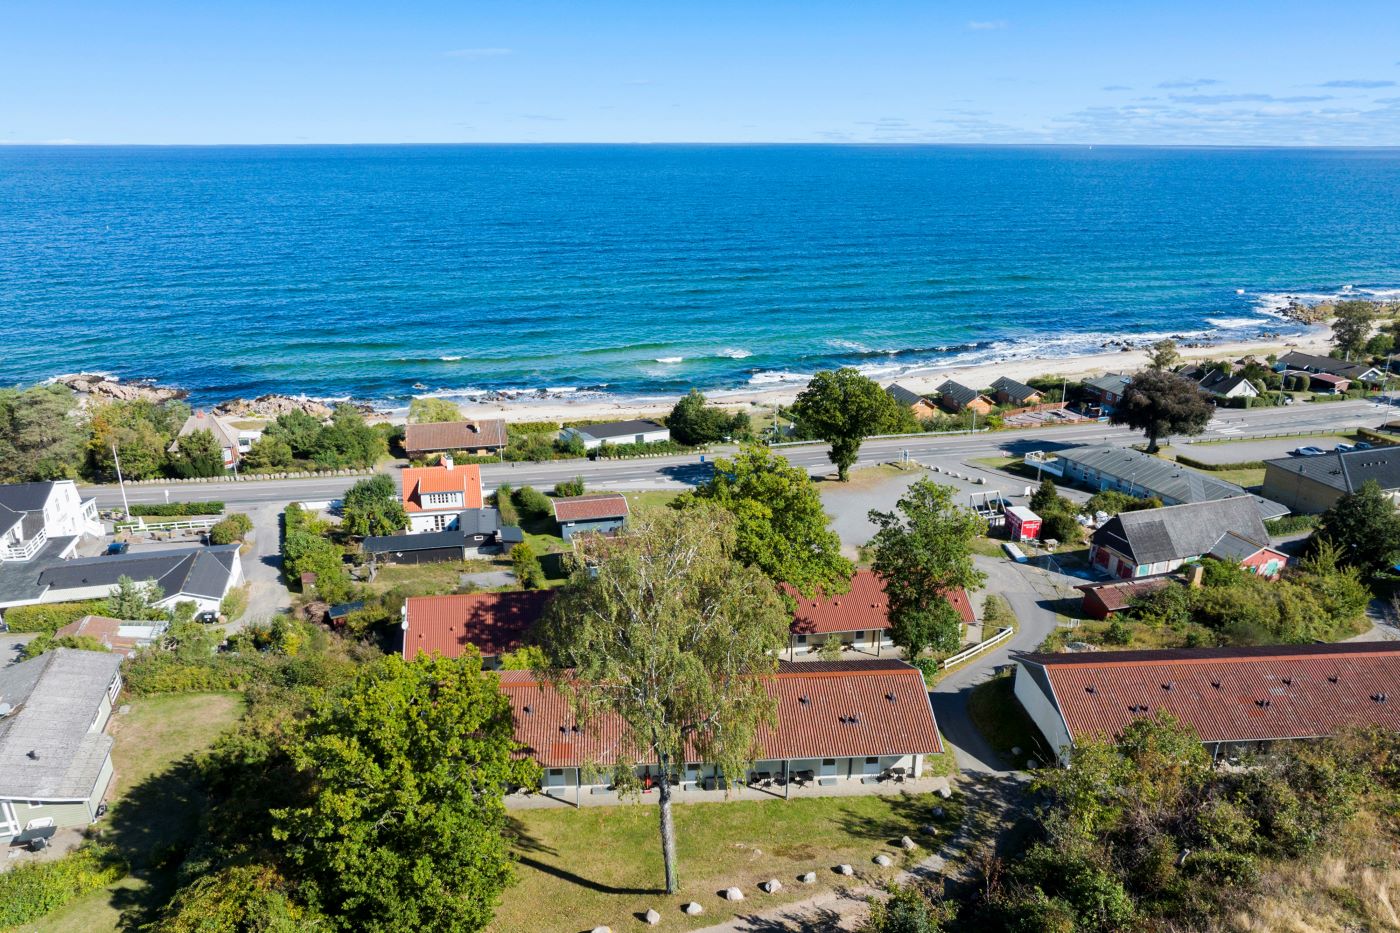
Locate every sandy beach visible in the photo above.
<box><xmin>441</xmin><ymin>326</ymin><xmax>1335</xmax><ymax>426</ymax></box>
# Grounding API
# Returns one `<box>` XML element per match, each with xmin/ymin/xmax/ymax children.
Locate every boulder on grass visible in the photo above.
<box><xmin>836</xmin><ymin>864</ymin><xmax>854</xmax><ymax>876</ymax></box>
<box><xmin>684</xmin><ymin>902</ymin><xmax>704</xmax><ymax>916</ymax></box>
<box><xmin>591</xmin><ymin>927</ymin><xmax>611</xmax><ymax>933</ymax></box>
<box><xmin>937</xmin><ymin>786</ymin><xmax>952</xmax><ymax>799</ymax></box>
<box><xmin>761</xmin><ymin>879</ymin><xmax>782</xmax><ymax>893</ymax></box>
<box><xmin>644</xmin><ymin>908</ymin><xmax>661</xmax><ymax>925</ymax></box>
<box><xmin>873</xmin><ymin>854</ymin><xmax>893</xmax><ymax>867</ymax></box>
<box><xmin>723</xmin><ymin>886</ymin><xmax>744</xmax><ymax>901</ymax></box>
<box><xmin>800</xmin><ymin>871</ymin><xmax>817</xmax><ymax>884</ymax></box>
<box><xmin>901</xmin><ymin>836</ymin><xmax>917</xmax><ymax>850</ymax></box>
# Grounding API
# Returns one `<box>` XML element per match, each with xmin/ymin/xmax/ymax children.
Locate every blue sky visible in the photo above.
<box><xmin>3</xmin><ymin>0</ymin><xmax>1399</xmax><ymax>145</ymax></box>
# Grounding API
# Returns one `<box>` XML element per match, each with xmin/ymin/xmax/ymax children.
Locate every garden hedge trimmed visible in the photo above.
<box><xmin>129</xmin><ymin>502</ymin><xmax>225</xmax><ymax>517</ymax></box>
<box><xmin>1</xmin><ymin>600</ymin><xmax>107</xmax><ymax>634</ymax></box>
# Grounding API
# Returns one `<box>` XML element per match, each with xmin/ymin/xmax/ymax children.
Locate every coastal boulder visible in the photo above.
<box><xmin>53</xmin><ymin>372</ymin><xmax>186</xmax><ymax>405</ymax></box>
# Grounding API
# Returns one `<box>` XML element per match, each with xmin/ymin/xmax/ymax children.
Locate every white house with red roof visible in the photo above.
<box><xmin>784</xmin><ymin>569</ymin><xmax>974</xmax><ymax>660</ymax></box>
<box><xmin>400</xmin><ymin>458</ymin><xmax>485</xmax><ymax>533</ymax></box>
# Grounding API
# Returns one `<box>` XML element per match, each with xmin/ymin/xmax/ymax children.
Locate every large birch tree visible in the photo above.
<box><xmin>533</xmin><ymin>505</ymin><xmax>790</xmax><ymax>894</ymax></box>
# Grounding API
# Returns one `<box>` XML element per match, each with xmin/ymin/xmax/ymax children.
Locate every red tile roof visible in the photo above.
<box><xmin>1019</xmin><ymin>643</ymin><xmax>1400</xmax><ymax>745</ymax></box>
<box><xmin>402</xmin><ymin>591</ymin><xmax>553</xmax><ymax>659</ymax></box>
<box><xmin>1075</xmin><ymin>577</ymin><xmax>1174</xmax><ymax>614</ymax></box>
<box><xmin>552</xmin><ymin>493</ymin><xmax>630</xmax><ymax>522</ymax></box>
<box><xmin>499</xmin><ymin>659</ymin><xmax>942</xmax><ymax>767</ymax></box>
<box><xmin>54</xmin><ymin>615</ymin><xmax>150</xmax><ymax>657</ymax></box>
<box><xmin>403</xmin><ymin>420</ymin><xmax>507</xmax><ymax>453</ymax></box>
<box><xmin>786</xmin><ymin>570</ymin><xmax>973</xmax><ymax>635</ymax></box>
<box><xmin>401</xmin><ymin>464</ymin><xmax>484</xmax><ymax>513</ymax></box>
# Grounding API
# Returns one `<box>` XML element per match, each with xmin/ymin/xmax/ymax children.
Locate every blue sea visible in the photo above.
<box><xmin>2</xmin><ymin>145</ymin><xmax>1399</xmax><ymax>407</ymax></box>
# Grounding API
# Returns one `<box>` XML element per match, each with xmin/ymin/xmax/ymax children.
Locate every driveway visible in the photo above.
<box><xmin>928</xmin><ymin>555</ymin><xmax>1072</xmax><ymax>774</ymax></box>
<box><xmin>232</xmin><ymin>503</ymin><xmax>292</xmax><ymax>628</ymax></box>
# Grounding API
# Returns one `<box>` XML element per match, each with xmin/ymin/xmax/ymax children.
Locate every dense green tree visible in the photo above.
<box><xmin>87</xmin><ymin>401</ymin><xmax>178</xmax><ymax>480</ymax></box>
<box><xmin>679</xmin><ymin>444</ymin><xmax>853</xmax><ymax>596</ymax></box>
<box><xmin>1029</xmin><ymin>478</ymin><xmax>1068</xmax><ymax>515</ymax></box>
<box><xmin>791</xmin><ymin>368</ymin><xmax>916</xmax><ymax>481</ymax></box>
<box><xmin>868</xmin><ymin>480</ymin><xmax>987</xmax><ymax>657</ymax></box>
<box><xmin>1331</xmin><ymin>299</ymin><xmax>1378</xmax><ymax>359</ymax></box>
<box><xmin>241</xmin><ymin>435</ymin><xmax>295</xmax><ymax>471</ymax></box>
<box><xmin>552</xmin><ymin>476</ymin><xmax>585</xmax><ymax>498</ymax></box>
<box><xmin>282</xmin><ymin>529</ymin><xmax>351</xmax><ymax>601</ymax></box>
<box><xmin>860</xmin><ymin>882</ymin><xmax>950</xmax><ymax>933</ymax></box>
<box><xmin>534</xmin><ymin>505</ymin><xmax>790</xmax><ymax>893</ymax></box>
<box><xmin>272</xmin><ymin>654</ymin><xmax>537</xmax><ymax>933</ymax></box>
<box><xmin>511</xmin><ymin>485</ymin><xmax>553</xmax><ymax>521</ymax></box>
<box><xmin>149</xmin><ymin>863</ymin><xmax>323</xmax><ymax>933</ymax></box>
<box><xmin>0</xmin><ymin>384</ymin><xmax>86</xmax><ymax>482</ymax></box>
<box><xmin>510</xmin><ymin>540</ymin><xmax>545</xmax><ymax>589</ymax></box>
<box><xmin>20</xmin><ymin>633</ymin><xmax>111</xmax><ymax>660</ymax></box>
<box><xmin>491</xmin><ymin>483</ymin><xmax>520</xmax><ymax>526</ymax></box>
<box><xmin>208</xmin><ymin>513</ymin><xmax>253</xmax><ymax>545</ymax></box>
<box><xmin>264</xmin><ymin>410</ymin><xmax>325</xmax><ymax>460</ymax></box>
<box><xmin>1146</xmin><ymin>338</ymin><xmax>1182</xmax><ymax>371</ymax></box>
<box><xmin>1310</xmin><ymin>478</ymin><xmax>1400</xmax><ymax>576</ymax></box>
<box><xmin>170</xmin><ymin>428</ymin><xmax>228</xmax><ymax>477</ymax></box>
<box><xmin>666</xmin><ymin>389</ymin><xmax>745</xmax><ymax>446</ymax></box>
<box><xmin>1108</xmin><ymin>369</ymin><xmax>1214</xmax><ymax>452</ymax></box>
<box><xmin>105</xmin><ymin>574</ymin><xmax>166</xmax><ymax>620</ymax></box>
<box><xmin>407</xmin><ymin>397</ymin><xmax>461</xmax><ymax>423</ymax></box>
<box><xmin>340</xmin><ymin>475</ymin><xmax>408</xmax><ymax>537</ymax></box>
<box><xmin>309</xmin><ymin>405</ymin><xmax>386</xmax><ymax>469</ymax></box>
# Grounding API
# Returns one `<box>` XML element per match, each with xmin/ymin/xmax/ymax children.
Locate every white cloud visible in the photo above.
<box><xmin>1157</xmin><ymin>78</ymin><xmax>1220</xmax><ymax>89</ymax></box>
<box><xmin>444</xmin><ymin>47</ymin><xmax>513</xmax><ymax>59</ymax></box>
<box><xmin>967</xmin><ymin>20</ymin><xmax>1008</xmax><ymax>30</ymax></box>
<box><xmin>1319</xmin><ymin>79</ymin><xmax>1396</xmax><ymax>89</ymax></box>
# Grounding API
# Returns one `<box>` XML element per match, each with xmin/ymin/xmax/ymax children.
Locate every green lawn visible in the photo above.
<box><xmin>367</xmin><ymin>558</ymin><xmax>502</xmax><ymax>595</ymax></box>
<box><xmin>967</xmin><ymin>672</ymin><xmax>1051</xmax><ymax>770</ymax></box>
<box><xmin>493</xmin><ymin>790</ymin><xmax>961</xmax><ymax>933</ymax></box>
<box><xmin>32</xmin><ymin>692</ymin><xmax>246</xmax><ymax>932</ymax></box>
<box><xmin>624</xmin><ymin>489</ymin><xmax>682</xmax><ymax>515</ymax></box>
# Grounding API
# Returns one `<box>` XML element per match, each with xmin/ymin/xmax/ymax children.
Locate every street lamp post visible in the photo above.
<box><xmin>111</xmin><ymin>443</ymin><xmax>132</xmax><ymax>518</ymax></box>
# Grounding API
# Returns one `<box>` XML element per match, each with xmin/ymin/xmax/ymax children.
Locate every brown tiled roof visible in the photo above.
<box><xmin>401</xmin><ymin>464</ymin><xmax>484</xmax><ymax>513</ymax></box>
<box><xmin>552</xmin><ymin>493</ymin><xmax>630</xmax><ymax>522</ymax></box>
<box><xmin>1075</xmin><ymin>577</ymin><xmax>1174</xmax><ymax>613</ymax></box>
<box><xmin>402</xmin><ymin>591</ymin><xmax>553</xmax><ymax>658</ymax></box>
<box><xmin>54</xmin><ymin>615</ymin><xmax>150</xmax><ymax>657</ymax></box>
<box><xmin>786</xmin><ymin>570</ymin><xmax>973</xmax><ymax>635</ymax></box>
<box><xmin>499</xmin><ymin>659</ymin><xmax>942</xmax><ymax>767</ymax></box>
<box><xmin>404</xmin><ymin>420</ymin><xmax>507</xmax><ymax>453</ymax></box>
<box><xmin>1017</xmin><ymin>643</ymin><xmax>1400</xmax><ymax>745</ymax></box>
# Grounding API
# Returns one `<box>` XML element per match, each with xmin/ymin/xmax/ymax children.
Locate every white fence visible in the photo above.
<box><xmin>114</xmin><ymin>517</ymin><xmax>220</xmax><ymax>533</ymax></box>
<box><xmin>941</xmin><ymin>625</ymin><xmax>1014</xmax><ymax>670</ymax></box>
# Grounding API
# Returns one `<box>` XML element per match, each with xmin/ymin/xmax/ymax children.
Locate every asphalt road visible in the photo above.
<box><xmin>80</xmin><ymin>398</ymin><xmax>1396</xmax><ymax>510</ymax></box>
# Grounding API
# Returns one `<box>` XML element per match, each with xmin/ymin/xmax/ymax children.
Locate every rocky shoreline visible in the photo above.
<box><xmin>49</xmin><ymin>373</ymin><xmax>381</xmax><ymax>420</ymax></box>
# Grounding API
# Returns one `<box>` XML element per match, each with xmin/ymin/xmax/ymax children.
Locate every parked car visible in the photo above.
<box><xmin>1291</xmin><ymin>446</ymin><xmax>1326</xmax><ymax>457</ymax></box>
<box><xmin>1354</xmin><ymin>442</ymin><xmax>1373</xmax><ymax>450</ymax></box>
<box><xmin>104</xmin><ymin>541</ymin><xmax>129</xmax><ymax>556</ymax></box>
<box><xmin>1334</xmin><ymin>444</ymin><xmax>1355</xmax><ymax>453</ymax></box>
<box><xmin>194</xmin><ymin>610</ymin><xmax>220</xmax><ymax>625</ymax></box>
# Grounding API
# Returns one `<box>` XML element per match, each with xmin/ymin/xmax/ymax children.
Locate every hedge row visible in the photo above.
<box><xmin>129</xmin><ymin>502</ymin><xmax>224</xmax><ymax>517</ymax></box>
<box><xmin>122</xmin><ymin>650</ymin><xmax>357</xmax><ymax>696</ymax></box>
<box><xmin>1</xmin><ymin>600</ymin><xmax>107</xmax><ymax>634</ymax></box>
<box><xmin>1356</xmin><ymin>427</ymin><xmax>1400</xmax><ymax>447</ymax></box>
<box><xmin>1173</xmin><ymin>453</ymin><xmax>1267</xmax><ymax>472</ymax></box>
<box><xmin>0</xmin><ymin>844</ymin><xmax>126</xmax><ymax>928</ymax></box>
<box><xmin>1264</xmin><ymin>514</ymin><xmax>1320</xmax><ymax>535</ymax></box>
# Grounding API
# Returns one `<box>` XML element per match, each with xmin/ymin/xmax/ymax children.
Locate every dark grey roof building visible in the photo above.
<box><xmin>35</xmin><ymin>545</ymin><xmax>243</xmax><ymax>612</ymax></box>
<box><xmin>1055</xmin><ymin>445</ymin><xmax>1287</xmax><ymax>520</ymax></box>
<box><xmin>1092</xmin><ymin>498</ymin><xmax>1268</xmax><ymax>568</ymax></box>
<box><xmin>990</xmin><ymin>376</ymin><xmax>1042</xmax><ymax>406</ymax></box>
<box><xmin>364</xmin><ymin>508</ymin><xmax>521</xmax><ymax>564</ymax></box>
<box><xmin>1262</xmin><ymin>447</ymin><xmax>1400</xmax><ymax>514</ymax></box>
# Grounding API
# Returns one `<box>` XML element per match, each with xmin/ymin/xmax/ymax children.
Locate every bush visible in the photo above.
<box><xmin>1039</xmin><ymin>509</ymin><xmax>1084</xmax><ymax>544</ymax></box>
<box><xmin>492</xmin><ymin>483</ymin><xmax>519</xmax><ymax>526</ymax></box>
<box><xmin>591</xmin><ymin>439</ymin><xmax>689</xmax><ymax>458</ymax></box>
<box><xmin>129</xmin><ymin>502</ymin><xmax>225</xmax><ymax>517</ymax></box>
<box><xmin>208</xmin><ymin>513</ymin><xmax>253</xmax><ymax>545</ymax></box>
<box><xmin>220</xmin><ymin>584</ymin><xmax>249</xmax><ymax>622</ymax></box>
<box><xmin>21</xmin><ymin>633</ymin><xmax>110</xmax><ymax>661</ymax></box>
<box><xmin>1084</xmin><ymin>490</ymin><xmax>1163</xmax><ymax>516</ymax></box>
<box><xmin>512</xmin><ymin>485</ymin><xmax>553</xmax><ymax>521</ymax></box>
<box><xmin>1</xmin><ymin>600</ymin><xmax>107</xmax><ymax>634</ymax></box>
<box><xmin>511</xmin><ymin>541</ymin><xmax>545</xmax><ymax>589</ymax></box>
<box><xmin>0</xmin><ymin>844</ymin><xmax>126</xmax><ymax>928</ymax></box>
<box><xmin>1173</xmin><ymin>453</ymin><xmax>1266</xmax><ymax>472</ymax></box>
<box><xmin>1265</xmin><ymin>514</ymin><xmax>1319</xmax><ymax>535</ymax></box>
<box><xmin>981</xmin><ymin>593</ymin><xmax>1016</xmax><ymax>629</ymax></box>
<box><xmin>552</xmin><ymin>476</ymin><xmax>585</xmax><ymax>498</ymax></box>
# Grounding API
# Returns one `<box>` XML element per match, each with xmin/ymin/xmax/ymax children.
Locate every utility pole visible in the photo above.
<box><xmin>112</xmin><ymin>442</ymin><xmax>131</xmax><ymax>518</ymax></box>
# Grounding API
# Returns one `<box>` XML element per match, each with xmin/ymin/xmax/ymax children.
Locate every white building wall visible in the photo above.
<box><xmin>1013</xmin><ymin>662</ymin><xmax>1074</xmax><ymax>765</ymax></box>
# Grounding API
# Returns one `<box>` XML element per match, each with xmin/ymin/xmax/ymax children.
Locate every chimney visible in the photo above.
<box><xmin>442</xmin><ymin>454</ymin><xmax>454</xmax><ymax>471</ymax></box>
<box><xmin>1186</xmin><ymin>564</ymin><xmax>1205</xmax><ymax>588</ymax></box>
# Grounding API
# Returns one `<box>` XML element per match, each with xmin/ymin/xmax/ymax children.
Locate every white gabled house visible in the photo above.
<box><xmin>0</xmin><ymin>481</ymin><xmax>102</xmax><ymax>564</ymax></box>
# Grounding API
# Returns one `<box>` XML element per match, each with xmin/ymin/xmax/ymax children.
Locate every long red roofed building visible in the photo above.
<box><xmin>784</xmin><ymin>569</ymin><xmax>974</xmax><ymax>659</ymax></box>
<box><xmin>1013</xmin><ymin>642</ymin><xmax>1400</xmax><ymax>764</ymax></box>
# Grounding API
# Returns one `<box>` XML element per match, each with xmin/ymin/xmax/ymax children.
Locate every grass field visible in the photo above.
<box><xmin>492</xmin><ymin>790</ymin><xmax>961</xmax><ymax>933</ymax></box>
<box><xmin>366</xmin><ymin>557</ymin><xmax>504</xmax><ymax>595</ymax></box>
<box><xmin>32</xmin><ymin>693</ymin><xmax>246</xmax><ymax>932</ymax></box>
<box><xmin>967</xmin><ymin>672</ymin><xmax>1052</xmax><ymax>770</ymax></box>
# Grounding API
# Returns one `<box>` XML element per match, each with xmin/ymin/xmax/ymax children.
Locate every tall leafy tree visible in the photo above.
<box><xmin>868</xmin><ymin>480</ymin><xmax>987</xmax><ymax>657</ymax></box>
<box><xmin>170</xmin><ymin>428</ymin><xmax>228</xmax><ymax>477</ymax></box>
<box><xmin>265</xmin><ymin>409</ymin><xmax>325</xmax><ymax>460</ymax></box>
<box><xmin>678</xmin><ymin>444</ymin><xmax>853</xmax><ymax>596</ymax></box>
<box><xmin>272</xmin><ymin>654</ymin><xmax>537</xmax><ymax>933</ymax></box>
<box><xmin>667</xmin><ymin>388</ymin><xmax>741</xmax><ymax>446</ymax></box>
<box><xmin>87</xmin><ymin>401</ymin><xmax>179</xmax><ymax>480</ymax></box>
<box><xmin>340</xmin><ymin>474</ymin><xmax>408</xmax><ymax>537</ymax></box>
<box><xmin>1331</xmin><ymin>299</ymin><xmax>1378</xmax><ymax>359</ymax></box>
<box><xmin>0</xmin><ymin>384</ymin><xmax>86</xmax><ymax>482</ymax></box>
<box><xmin>1108</xmin><ymin>369</ymin><xmax>1213</xmax><ymax>452</ymax></box>
<box><xmin>791</xmin><ymin>368</ymin><xmax>915</xmax><ymax>481</ymax></box>
<box><xmin>241</xmin><ymin>434</ymin><xmax>295</xmax><ymax>471</ymax></box>
<box><xmin>534</xmin><ymin>505</ymin><xmax>790</xmax><ymax>893</ymax></box>
<box><xmin>1310</xmin><ymin>479</ymin><xmax>1400</xmax><ymax>576</ymax></box>
<box><xmin>1146</xmin><ymin>338</ymin><xmax>1182</xmax><ymax>371</ymax></box>
<box><xmin>106</xmin><ymin>574</ymin><xmax>166</xmax><ymax>620</ymax></box>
